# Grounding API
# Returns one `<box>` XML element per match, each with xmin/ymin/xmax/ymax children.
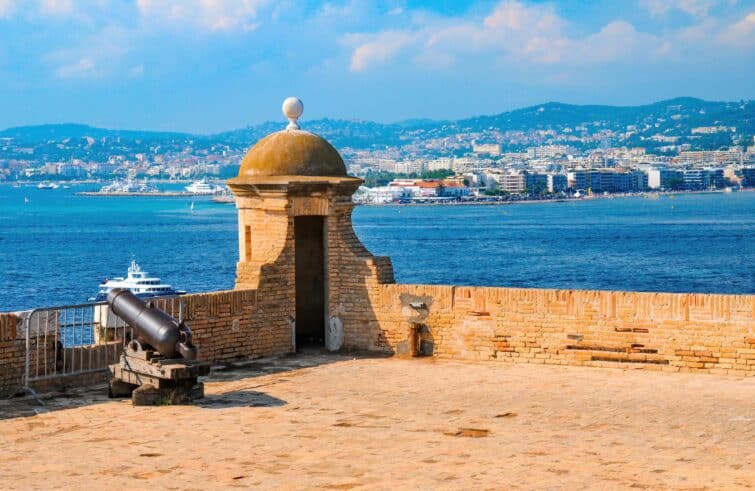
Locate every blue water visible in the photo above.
<box><xmin>59</xmin><ymin>312</ymin><xmax>95</xmax><ymax>347</ymax></box>
<box><xmin>1</xmin><ymin>184</ymin><xmax>753</xmax><ymax>312</ymax></box>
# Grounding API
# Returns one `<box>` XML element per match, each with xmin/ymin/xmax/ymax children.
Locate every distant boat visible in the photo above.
<box><xmin>24</xmin><ymin>197</ymin><xmax>29</xmax><ymax>204</ymax></box>
<box><xmin>190</xmin><ymin>201</ymin><xmax>195</xmax><ymax>211</ymax></box>
<box><xmin>185</xmin><ymin>178</ymin><xmax>222</xmax><ymax>195</ymax></box>
<box><xmin>99</xmin><ymin>179</ymin><xmax>157</xmax><ymax>193</ymax></box>
<box><xmin>90</xmin><ymin>260</ymin><xmax>185</xmax><ymax>302</ymax></box>
<box><xmin>37</xmin><ymin>182</ymin><xmax>59</xmax><ymax>189</ymax></box>
<box><xmin>211</xmin><ymin>195</ymin><xmax>234</xmax><ymax>204</ymax></box>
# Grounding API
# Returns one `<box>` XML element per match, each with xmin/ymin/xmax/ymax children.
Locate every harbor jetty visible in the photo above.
<box><xmin>76</xmin><ymin>190</ymin><xmax>199</xmax><ymax>197</ymax></box>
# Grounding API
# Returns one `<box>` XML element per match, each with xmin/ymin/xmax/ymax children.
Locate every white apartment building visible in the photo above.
<box><xmin>472</xmin><ymin>143</ymin><xmax>502</xmax><ymax>156</ymax></box>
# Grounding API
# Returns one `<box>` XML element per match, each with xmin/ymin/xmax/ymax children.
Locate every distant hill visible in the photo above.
<box><xmin>2</xmin><ymin>97</ymin><xmax>753</xmax><ymax>150</ymax></box>
<box><xmin>0</xmin><ymin>123</ymin><xmax>193</xmax><ymax>143</ymax></box>
<box><xmin>214</xmin><ymin>97</ymin><xmax>754</xmax><ymax>149</ymax></box>
<box><xmin>213</xmin><ymin>118</ymin><xmax>411</xmax><ymax>148</ymax></box>
<box><xmin>452</xmin><ymin>97</ymin><xmax>753</xmax><ymax>133</ymax></box>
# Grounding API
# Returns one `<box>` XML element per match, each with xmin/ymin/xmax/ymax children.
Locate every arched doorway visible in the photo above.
<box><xmin>294</xmin><ymin>215</ymin><xmax>326</xmax><ymax>348</ymax></box>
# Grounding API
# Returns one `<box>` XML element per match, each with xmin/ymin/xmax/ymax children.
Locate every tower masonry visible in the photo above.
<box><xmin>227</xmin><ymin>97</ymin><xmax>394</xmax><ymax>352</ymax></box>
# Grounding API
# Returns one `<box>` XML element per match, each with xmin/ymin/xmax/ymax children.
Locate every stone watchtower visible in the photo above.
<box><xmin>227</xmin><ymin>98</ymin><xmax>394</xmax><ymax>352</ymax></box>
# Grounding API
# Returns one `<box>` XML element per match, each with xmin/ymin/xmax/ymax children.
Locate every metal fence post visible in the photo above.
<box><xmin>11</xmin><ymin>295</ymin><xmax>182</xmax><ymax>404</ymax></box>
<box><xmin>22</xmin><ymin>310</ymin><xmax>44</xmax><ymax>405</ymax></box>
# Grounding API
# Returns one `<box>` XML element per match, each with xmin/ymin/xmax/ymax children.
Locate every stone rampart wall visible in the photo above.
<box><xmin>0</xmin><ymin>289</ymin><xmax>288</xmax><ymax>397</ymax></box>
<box><xmin>181</xmin><ymin>288</ymin><xmax>292</xmax><ymax>361</ymax></box>
<box><xmin>4</xmin><ymin>284</ymin><xmax>753</xmax><ymax>398</ymax></box>
<box><xmin>366</xmin><ymin>285</ymin><xmax>755</xmax><ymax>376</ymax></box>
<box><xmin>0</xmin><ymin>313</ymin><xmax>24</xmax><ymax>396</ymax></box>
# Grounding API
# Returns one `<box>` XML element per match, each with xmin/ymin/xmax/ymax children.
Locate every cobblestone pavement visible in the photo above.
<box><xmin>1</xmin><ymin>354</ymin><xmax>753</xmax><ymax>489</ymax></box>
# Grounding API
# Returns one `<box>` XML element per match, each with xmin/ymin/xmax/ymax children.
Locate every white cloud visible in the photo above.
<box><xmin>345</xmin><ymin>30</ymin><xmax>416</xmax><ymax>72</ymax></box>
<box><xmin>0</xmin><ymin>0</ymin><xmax>126</xmax><ymax>23</ymax></box>
<box><xmin>676</xmin><ymin>17</ymin><xmax>718</xmax><ymax>43</ymax></box>
<box><xmin>136</xmin><ymin>0</ymin><xmax>268</xmax><ymax>32</ymax></box>
<box><xmin>317</xmin><ymin>1</ymin><xmax>356</xmax><ymax>19</ymax></box>
<box><xmin>484</xmin><ymin>0</ymin><xmax>563</xmax><ymax>33</ymax></box>
<box><xmin>0</xmin><ymin>0</ymin><xmax>15</xmax><ymax>18</ymax></box>
<box><xmin>640</xmin><ymin>0</ymin><xmax>719</xmax><ymax>17</ymax></box>
<box><xmin>38</xmin><ymin>0</ymin><xmax>74</xmax><ymax>16</ymax></box>
<box><xmin>46</xmin><ymin>24</ymin><xmax>133</xmax><ymax>80</ymax></box>
<box><xmin>55</xmin><ymin>57</ymin><xmax>98</xmax><ymax>78</ymax></box>
<box><xmin>343</xmin><ymin>1</ymin><xmax>663</xmax><ymax>72</ymax></box>
<box><xmin>717</xmin><ymin>11</ymin><xmax>755</xmax><ymax>45</ymax></box>
<box><xmin>128</xmin><ymin>64</ymin><xmax>144</xmax><ymax>77</ymax></box>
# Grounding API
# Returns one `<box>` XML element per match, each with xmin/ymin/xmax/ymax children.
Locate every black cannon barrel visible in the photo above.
<box><xmin>107</xmin><ymin>289</ymin><xmax>197</xmax><ymax>360</ymax></box>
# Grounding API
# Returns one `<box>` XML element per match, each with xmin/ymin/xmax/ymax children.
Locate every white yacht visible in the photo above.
<box><xmin>185</xmin><ymin>178</ymin><xmax>221</xmax><ymax>195</ymax></box>
<box><xmin>91</xmin><ymin>260</ymin><xmax>186</xmax><ymax>302</ymax></box>
<box><xmin>99</xmin><ymin>179</ymin><xmax>157</xmax><ymax>193</ymax></box>
<box><xmin>37</xmin><ymin>182</ymin><xmax>59</xmax><ymax>189</ymax></box>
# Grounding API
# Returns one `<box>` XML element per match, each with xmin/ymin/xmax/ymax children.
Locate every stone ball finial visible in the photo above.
<box><xmin>282</xmin><ymin>97</ymin><xmax>304</xmax><ymax>130</ymax></box>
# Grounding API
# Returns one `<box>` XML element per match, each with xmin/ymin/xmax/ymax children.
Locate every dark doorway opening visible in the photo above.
<box><xmin>294</xmin><ymin>216</ymin><xmax>325</xmax><ymax>349</ymax></box>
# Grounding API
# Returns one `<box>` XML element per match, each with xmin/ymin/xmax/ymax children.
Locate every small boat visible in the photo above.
<box><xmin>90</xmin><ymin>260</ymin><xmax>186</xmax><ymax>302</ymax></box>
<box><xmin>37</xmin><ymin>182</ymin><xmax>59</xmax><ymax>189</ymax></box>
<box><xmin>211</xmin><ymin>195</ymin><xmax>234</xmax><ymax>204</ymax></box>
<box><xmin>24</xmin><ymin>197</ymin><xmax>29</xmax><ymax>204</ymax></box>
<box><xmin>190</xmin><ymin>201</ymin><xmax>195</xmax><ymax>211</ymax></box>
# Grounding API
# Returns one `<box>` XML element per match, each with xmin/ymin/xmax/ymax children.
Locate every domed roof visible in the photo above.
<box><xmin>238</xmin><ymin>129</ymin><xmax>347</xmax><ymax>178</ymax></box>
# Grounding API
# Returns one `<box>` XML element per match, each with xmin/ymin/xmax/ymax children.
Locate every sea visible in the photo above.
<box><xmin>1</xmin><ymin>184</ymin><xmax>753</xmax><ymax>312</ymax></box>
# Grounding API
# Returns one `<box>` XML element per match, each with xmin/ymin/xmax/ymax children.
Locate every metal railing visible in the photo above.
<box><xmin>22</xmin><ymin>296</ymin><xmax>185</xmax><ymax>403</ymax></box>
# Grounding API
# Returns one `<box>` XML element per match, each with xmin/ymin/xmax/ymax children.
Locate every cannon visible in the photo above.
<box><xmin>106</xmin><ymin>289</ymin><xmax>209</xmax><ymax>405</ymax></box>
<box><xmin>107</xmin><ymin>289</ymin><xmax>197</xmax><ymax>360</ymax></box>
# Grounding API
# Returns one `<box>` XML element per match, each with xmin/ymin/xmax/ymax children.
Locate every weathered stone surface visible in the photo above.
<box><xmin>2</xmin><ymin>356</ymin><xmax>754</xmax><ymax>489</ymax></box>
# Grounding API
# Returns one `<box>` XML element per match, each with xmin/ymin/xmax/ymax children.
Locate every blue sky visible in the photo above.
<box><xmin>0</xmin><ymin>0</ymin><xmax>753</xmax><ymax>133</ymax></box>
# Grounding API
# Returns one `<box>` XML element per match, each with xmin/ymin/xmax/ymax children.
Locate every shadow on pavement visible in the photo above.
<box><xmin>0</xmin><ymin>351</ymin><xmax>386</xmax><ymax>420</ymax></box>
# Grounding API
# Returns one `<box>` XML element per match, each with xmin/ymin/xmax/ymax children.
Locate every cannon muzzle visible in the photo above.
<box><xmin>107</xmin><ymin>289</ymin><xmax>197</xmax><ymax>360</ymax></box>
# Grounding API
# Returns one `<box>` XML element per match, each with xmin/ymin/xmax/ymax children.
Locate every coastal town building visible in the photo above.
<box><xmin>547</xmin><ymin>173</ymin><xmax>568</xmax><ymax>193</ymax></box>
<box><xmin>568</xmin><ymin>169</ymin><xmax>649</xmax><ymax>193</ymax></box>
<box><xmin>385</xmin><ymin>178</ymin><xmax>470</xmax><ymax>199</ymax></box>
<box><xmin>527</xmin><ymin>145</ymin><xmax>575</xmax><ymax>158</ymax></box>
<box><xmin>472</xmin><ymin>143</ymin><xmax>501</xmax><ymax>156</ymax></box>
<box><xmin>681</xmin><ymin>168</ymin><xmax>725</xmax><ymax>190</ymax></box>
<box><xmin>678</xmin><ymin>149</ymin><xmax>743</xmax><ymax>165</ymax></box>
<box><xmin>742</xmin><ymin>167</ymin><xmax>755</xmax><ymax>187</ymax></box>
<box><xmin>482</xmin><ymin>170</ymin><xmax>550</xmax><ymax>194</ymax></box>
<box><xmin>647</xmin><ymin>168</ymin><xmax>682</xmax><ymax>189</ymax></box>
<box><xmin>691</xmin><ymin>126</ymin><xmax>736</xmax><ymax>134</ymax></box>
